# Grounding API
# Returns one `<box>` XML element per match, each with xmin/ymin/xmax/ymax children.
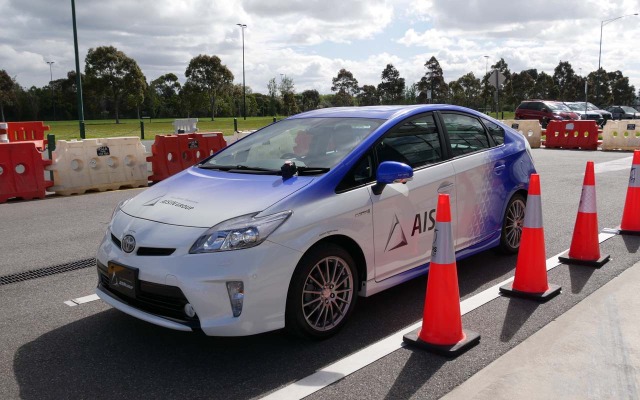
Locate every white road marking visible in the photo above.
<box><xmin>64</xmin><ymin>293</ymin><xmax>99</xmax><ymax>307</ymax></box>
<box><xmin>260</xmin><ymin>230</ymin><xmax>618</xmax><ymax>400</ymax></box>
<box><xmin>594</xmin><ymin>156</ymin><xmax>632</xmax><ymax>174</ymax></box>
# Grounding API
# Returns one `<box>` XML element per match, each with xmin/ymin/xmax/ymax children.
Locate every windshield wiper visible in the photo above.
<box><xmin>296</xmin><ymin>166</ymin><xmax>330</xmax><ymax>176</ymax></box>
<box><xmin>197</xmin><ymin>164</ymin><xmax>279</xmax><ymax>174</ymax></box>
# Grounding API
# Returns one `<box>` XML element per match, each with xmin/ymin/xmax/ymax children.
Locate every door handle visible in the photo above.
<box><xmin>494</xmin><ymin>164</ymin><xmax>506</xmax><ymax>173</ymax></box>
<box><xmin>438</xmin><ymin>183</ymin><xmax>454</xmax><ymax>193</ymax></box>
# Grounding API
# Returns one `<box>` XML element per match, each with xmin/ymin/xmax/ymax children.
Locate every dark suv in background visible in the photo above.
<box><xmin>606</xmin><ymin>106</ymin><xmax>639</xmax><ymax>120</ymax></box>
<box><xmin>515</xmin><ymin>100</ymin><xmax>579</xmax><ymax>128</ymax></box>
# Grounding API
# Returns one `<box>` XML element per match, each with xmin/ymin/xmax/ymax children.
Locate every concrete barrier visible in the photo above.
<box><xmin>601</xmin><ymin>120</ymin><xmax>640</xmax><ymax>151</ymax></box>
<box><xmin>47</xmin><ymin>137</ymin><xmax>149</xmax><ymax>196</ymax></box>
<box><xmin>501</xmin><ymin>120</ymin><xmax>542</xmax><ymax>148</ymax></box>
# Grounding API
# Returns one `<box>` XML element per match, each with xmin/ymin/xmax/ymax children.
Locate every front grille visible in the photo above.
<box><xmin>137</xmin><ymin>247</ymin><xmax>176</xmax><ymax>256</ymax></box>
<box><xmin>111</xmin><ymin>233</ymin><xmax>176</xmax><ymax>256</ymax></box>
<box><xmin>97</xmin><ymin>261</ymin><xmax>199</xmax><ymax>327</ymax></box>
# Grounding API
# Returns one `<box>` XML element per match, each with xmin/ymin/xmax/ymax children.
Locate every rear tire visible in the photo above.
<box><xmin>285</xmin><ymin>243</ymin><xmax>358</xmax><ymax>339</ymax></box>
<box><xmin>498</xmin><ymin>193</ymin><xmax>526</xmax><ymax>254</ymax></box>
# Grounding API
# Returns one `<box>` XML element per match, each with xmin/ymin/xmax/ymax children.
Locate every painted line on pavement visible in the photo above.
<box><xmin>65</xmin><ymin>293</ymin><xmax>99</xmax><ymax>307</ymax></box>
<box><xmin>260</xmin><ymin>230</ymin><xmax>618</xmax><ymax>400</ymax></box>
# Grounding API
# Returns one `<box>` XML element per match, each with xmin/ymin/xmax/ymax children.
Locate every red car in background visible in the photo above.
<box><xmin>515</xmin><ymin>100</ymin><xmax>579</xmax><ymax>128</ymax></box>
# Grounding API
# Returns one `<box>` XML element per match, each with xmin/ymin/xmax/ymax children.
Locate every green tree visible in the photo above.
<box><xmin>331</xmin><ymin>68</ymin><xmax>360</xmax><ymax>106</ymax></box>
<box><xmin>609</xmin><ymin>70</ymin><xmax>636</xmax><ymax>106</ymax></box>
<box><xmin>449</xmin><ymin>72</ymin><xmax>481</xmax><ymax>108</ymax></box>
<box><xmin>301</xmin><ymin>89</ymin><xmax>320</xmax><ymax>111</ymax></box>
<box><xmin>357</xmin><ymin>85</ymin><xmax>379</xmax><ymax>106</ymax></box>
<box><xmin>267</xmin><ymin>77</ymin><xmax>279</xmax><ymax>116</ymax></box>
<box><xmin>150</xmin><ymin>73</ymin><xmax>181</xmax><ymax>117</ymax></box>
<box><xmin>84</xmin><ymin>46</ymin><xmax>146</xmax><ymax>123</ymax></box>
<box><xmin>418</xmin><ymin>57</ymin><xmax>447</xmax><ymax>104</ymax></box>
<box><xmin>378</xmin><ymin>64</ymin><xmax>405</xmax><ymax>104</ymax></box>
<box><xmin>532</xmin><ymin>72</ymin><xmax>557</xmax><ymax>100</ymax></box>
<box><xmin>185</xmin><ymin>54</ymin><xmax>234</xmax><ymax>121</ymax></box>
<box><xmin>553</xmin><ymin>61</ymin><xmax>581</xmax><ymax>101</ymax></box>
<box><xmin>0</xmin><ymin>70</ymin><xmax>17</xmax><ymax>122</ymax></box>
<box><xmin>180</xmin><ymin>81</ymin><xmax>206</xmax><ymax>118</ymax></box>
<box><xmin>279</xmin><ymin>75</ymin><xmax>297</xmax><ymax>115</ymax></box>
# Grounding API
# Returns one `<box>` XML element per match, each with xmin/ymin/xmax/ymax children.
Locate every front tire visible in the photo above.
<box><xmin>498</xmin><ymin>193</ymin><xmax>526</xmax><ymax>254</ymax></box>
<box><xmin>285</xmin><ymin>243</ymin><xmax>358</xmax><ymax>339</ymax></box>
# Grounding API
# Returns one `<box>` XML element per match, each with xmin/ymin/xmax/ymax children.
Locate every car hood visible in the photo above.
<box><xmin>120</xmin><ymin>168</ymin><xmax>314</xmax><ymax>228</ymax></box>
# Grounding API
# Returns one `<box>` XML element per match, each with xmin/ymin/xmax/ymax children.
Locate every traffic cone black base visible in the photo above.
<box><xmin>403</xmin><ymin>329</ymin><xmax>480</xmax><ymax>357</ymax></box>
<box><xmin>558</xmin><ymin>251</ymin><xmax>610</xmax><ymax>268</ymax></box>
<box><xmin>499</xmin><ymin>283</ymin><xmax>561</xmax><ymax>302</ymax></box>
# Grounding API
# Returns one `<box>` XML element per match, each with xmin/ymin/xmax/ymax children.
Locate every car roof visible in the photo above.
<box><xmin>288</xmin><ymin>104</ymin><xmax>482</xmax><ymax>120</ymax></box>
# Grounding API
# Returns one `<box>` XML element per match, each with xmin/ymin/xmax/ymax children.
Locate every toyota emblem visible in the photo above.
<box><xmin>121</xmin><ymin>235</ymin><xmax>136</xmax><ymax>253</ymax></box>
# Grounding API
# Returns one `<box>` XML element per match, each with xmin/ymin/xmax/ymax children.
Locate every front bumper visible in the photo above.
<box><xmin>96</xmin><ymin>215</ymin><xmax>303</xmax><ymax>336</ymax></box>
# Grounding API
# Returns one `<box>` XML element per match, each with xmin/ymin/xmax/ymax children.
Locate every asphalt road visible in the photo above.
<box><xmin>0</xmin><ymin>148</ymin><xmax>637</xmax><ymax>399</ymax></box>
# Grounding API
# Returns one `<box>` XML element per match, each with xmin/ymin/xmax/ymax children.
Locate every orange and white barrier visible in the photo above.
<box><xmin>47</xmin><ymin>137</ymin><xmax>149</xmax><ymax>196</ymax></box>
<box><xmin>558</xmin><ymin>161</ymin><xmax>610</xmax><ymax>267</ymax></box>
<box><xmin>403</xmin><ymin>193</ymin><xmax>480</xmax><ymax>356</ymax></box>
<box><xmin>501</xmin><ymin>119</ymin><xmax>542</xmax><ymax>148</ymax></box>
<box><xmin>601</xmin><ymin>120</ymin><xmax>640</xmax><ymax>151</ymax></box>
<box><xmin>0</xmin><ymin>142</ymin><xmax>53</xmax><ymax>203</ymax></box>
<box><xmin>500</xmin><ymin>174</ymin><xmax>561</xmax><ymax>301</ymax></box>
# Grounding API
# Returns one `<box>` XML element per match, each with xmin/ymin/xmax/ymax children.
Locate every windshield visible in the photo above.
<box><xmin>566</xmin><ymin>103</ymin><xmax>585</xmax><ymax>111</ymax></box>
<box><xmin>622</xmin><ymin>106</ymin><xmax>638</xmax><ymax>113</ymax></box>
<box><xmin>546</xmin><ymin>102</ymin><xmax>570</xmax><ymax>112</ymax></box>
<box><xmin>203</xmin><ymin>117</ymin><xmax>383</xmax><ymax>172</ymax></box>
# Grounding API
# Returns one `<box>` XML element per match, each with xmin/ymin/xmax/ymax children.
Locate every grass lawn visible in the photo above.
<box><xmin>44</xmin><ymin>111</ymin><xmax>517</xmax><ymax>142</ymax></box>
<box><xmin>45</xmin><ymin>117</ymin><xmax>279</xmax><ymax>141</ymax></box>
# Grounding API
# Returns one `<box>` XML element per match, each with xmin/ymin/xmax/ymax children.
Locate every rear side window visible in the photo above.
<box><xmin>518</xmin><ymin>102</ymin><xmax>530</xmax><ymax>110</ymax></box>
<box><xmin>441</xmin><ymin>113</ymin><xmax>491</xmax><ymax>156</ymax></box>
<box><xmin>483</xmin><ymin>120</ymin><xmax>505</xmax><ymax>145</ymax></box>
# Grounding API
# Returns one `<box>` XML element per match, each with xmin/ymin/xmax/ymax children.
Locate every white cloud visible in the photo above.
<box><xmin>1</xmin><ymin>0</ymin><xmax>639</xmax><ymax>99</ymax></box>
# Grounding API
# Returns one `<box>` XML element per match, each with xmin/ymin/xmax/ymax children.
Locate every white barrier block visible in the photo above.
<box><xmin>601</xmin><ymin>120</ymin><xmax>640</xmax><ymax>151</ymax></box>
<box><xmin>47</xmin><ymin>137</ymin><xmax>149</xmax><ymax>196</ymax></box>
<box><xmin>501</xmin><ymin>119</ymin><xmax>542</xmax><ymax>148</ymax></box>
<box><xmin>173</xmin><ymin>118</ymin><xmax>198</xmax><ymax>134</ymax></box>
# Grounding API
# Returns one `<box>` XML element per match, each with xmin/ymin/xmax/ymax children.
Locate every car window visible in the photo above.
<box><xmin>483</xmin><ymin>120</ymin><xmax>505</xmax><ymax>145</ymax></box>
<box><xmin>441</xmin><ymin>113</ymin><xmax>491</xmax><ymax>156</ymax></box>
<box><xmin>205</xmin><ymin>117</ymin><xmax>381</xmax><ymax>171</ymax></box>
<box><xmin>336</xmin><ymin>114</ymin><xmax>443</xmax><ymax>192</ymax></box>
<box><xmin>532</xmin><ymin>102</ymin><xmax>543</xmax><ymax>111</ymax></box>
<box><xmin>374</xmin><ymin>114</ymin><xmax>443</xmax><ymax>168</ymax></box>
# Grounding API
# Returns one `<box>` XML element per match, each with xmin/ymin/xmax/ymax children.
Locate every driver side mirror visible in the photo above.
<box><xmin>372</xmin><ymin>161</ymin><xmax>413</xmax><ymax>195</ymax></box>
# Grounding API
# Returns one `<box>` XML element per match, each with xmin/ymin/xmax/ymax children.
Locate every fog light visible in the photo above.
<box><xmin>184</xmin><ymin>303</ymin><xmax>196</xmax><ymax>318</ymax></box>
<box><xmin>226</xmin><ymin>281</ymin><xmax>244</xmax><ymax>317</ymax></box>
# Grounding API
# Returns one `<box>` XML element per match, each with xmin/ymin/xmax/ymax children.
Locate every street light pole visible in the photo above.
<box><xmin>596</xmin><ymin>13</ymin><xmax>638</xmax><ymax>102</ymax></box>
<box><xmin>46</xmin><ymin>61</ymin><xmax>55</xmax><ymax>121</ymax></box>
<box><xmin>236</xmin><ymin>23</ymin><xmax>247</xmax><ymax>120</ymax></box>
<box><xmin>484</xmin><ymin>55</ymin><xmax>489</xmax><ymax>112</ymax></box>
<box><xmin>71</xmin><ymin>0</ymin><xmax>86</xmax><ymax>139</ymax></box>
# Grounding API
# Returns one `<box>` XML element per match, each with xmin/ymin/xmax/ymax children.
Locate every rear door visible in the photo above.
<box><xmin>439</xmin><ymin>111</ymin><xmax>507</xmax><ymax>249</ymax></box>
<box><xmin>370</xmin><ymin>113</ymin><xmax>456</xmax><ymax>282</ymax></box>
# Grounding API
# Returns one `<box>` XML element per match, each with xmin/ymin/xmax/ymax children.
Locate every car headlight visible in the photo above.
<box><xmin>189</xmin><ymin>210</ymin><xmax>292</xmax><ymax>253</ymax></box>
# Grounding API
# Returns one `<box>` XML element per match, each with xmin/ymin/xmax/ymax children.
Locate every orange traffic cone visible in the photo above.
<box><xmin>558</xmin><ymin>161</ymin><xmax>610</xmax><ymax>267</ymax></box>
<box><xmin>403</xmin><ymin>193</ymin><xmax>480</xmax><ymax>356</ymax></box>
<box><xmin>500</xmin><ymin>174</ymin><xmax>561</xmax><ymax>301</ymax></box>
<box><xmin>620</xmin><ymin>150</ymin><xmax>640</xmax><ymax>235</ymax></box>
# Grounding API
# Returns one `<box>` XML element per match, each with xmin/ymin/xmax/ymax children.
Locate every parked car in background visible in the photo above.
<box><xmin>515</xmin><ymin>100</ymin><xmax>579</xmax><ymax>128</ymax></box>
<box><xmin>564</xmin><ymin>102</ymin><xmax>604</xmax><ymax>126</ymax></box>
<box><xmin>564</xmin><ymin>102</ymin><xmax>612</xmax><ymax>127</ymax></box>
<box><xmin>606</xmin><ymin>106</ymin><xmax>639</xmax><ymax>120</ymax></box>
<box><xmin>96</xmin><ymin>105</ymin><xmax>536</xmax><ymax>339</ymax></box>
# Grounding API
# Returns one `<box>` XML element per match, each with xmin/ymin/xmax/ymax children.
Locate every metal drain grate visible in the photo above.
<box><xmin>0</xmin><ymin>258</ymin><xmax>96</xmax><ymax>286</ymax></box>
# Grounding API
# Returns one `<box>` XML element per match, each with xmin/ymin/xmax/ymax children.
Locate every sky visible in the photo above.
<box><xmin>2</xmin><ymin>0</ymin><xmax>640</xmax><ymax>98</ymax></box>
